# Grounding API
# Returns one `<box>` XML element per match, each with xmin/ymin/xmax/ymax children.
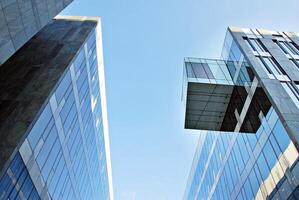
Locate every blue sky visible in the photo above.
<box><xmin>63</xmin><ymin>0</ymin><xmax>299</xmax><ymax>199</ymax></box>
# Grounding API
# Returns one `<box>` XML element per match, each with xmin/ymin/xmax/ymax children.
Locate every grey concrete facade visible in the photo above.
<box><xmin>0</xmin><ymin>0</ymin><xmax>73</xmax><ymax>64</ymax></box>
<box><xmin>229</xmin><ymin>27</ymin><xmax>299</xmax><ymax>150</ymax></box>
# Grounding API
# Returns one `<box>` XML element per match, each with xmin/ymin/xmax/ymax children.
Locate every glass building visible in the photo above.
<box><xmin>0</xmin><ymin>16</ymin><xmax>113</xmax><ymax>200</ymax></box>
<box><xmin>183</xmin><ymin>28</ymin><xmax>299</xmax><ymax>199</ymax></box>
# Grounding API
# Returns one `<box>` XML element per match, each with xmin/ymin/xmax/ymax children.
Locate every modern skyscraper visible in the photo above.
<box><xmin>183</xmin><ymin>27</ymin><xmax>299</xmax><ymax>199</ymax></box>
<box><xmin>0</xmin><ymin>16</ymin><xmax>113</xmax><ymax>200</ymax></box>
<box><xmin>0</xmin><ymin>0</ymin><xmax>73</xmax><ymax>64</ymax></box>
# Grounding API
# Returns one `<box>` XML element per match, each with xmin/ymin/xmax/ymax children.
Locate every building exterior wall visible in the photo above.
<box><xmin>227</xmin><ymin>27</ymin><xmax>299</xmax><ymax>150</ymax></box>
<box><xmin>0</xmin><ymin>16</ymin><xmax>113</xmax><ymax>200</ymax></box>
<box><xmin>184</xmin><ymin>28</ymin><xmax>299</xmax><ymax>199</ymax></box>
<box><xmin>184</xmin><ymin>108</ymin><xmax>299</xmax><ymax>199</ymax></box>
<box><xmin>183</xmin><ymin>57</ymin><xmax>271</xmax><ymax>133</ymax></box>
<box><xmin>0</xmin><ymin>0</ymin><xmax>73</xmax><ymax>64</ymax></box>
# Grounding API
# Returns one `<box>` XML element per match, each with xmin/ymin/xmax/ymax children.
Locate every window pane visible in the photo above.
<box><xmin>20</xmin><ymin>175</ymin><xmax>33</xmax><ymax>199</ymax></box>
<box><xmin>28</xmin><ymin>104</ymin><xmax>52</xmax><ymax>149</ymax></box>
<box><xmin>291</xmin><ymin>59</ymin><xmax>299</xmax><ymax>69</ymax></box>
<box><xmin>272</xmin><ymin>120</ymin><xmax>290</xmax><ymax>152</ymax></box>
<box><xmin>263</xmin><ymin>58</ymin><xmax>283</xmax><ymax>75</ymax></box>
<box><xmin>263</xmin><ymin>139</ymin><xmax>277</xmax><ymax>169</ymax></box>
<box><xmin>281</xmin><ymin>82</ymin><xmax>299</xmax><ymax>109</ymax></box>
<box><xmin>257</xmin><ymin>152</ymin><xmax>269</xmax><ymax>180</ymax></box>
<box><xmin>250</xmin><ymin>39</ymin><xmax>265</xmax><ymax>52</ymax></box>
<box><xmin>248</xmin><ymin>168</ymin><xmax>260</xmax><ymax>196</ymax></box>
<box><xmin>186</xmin><ymin>62</ymin><xmax>195</xmax><ymax>78</ymax></box>
<box><xmin>192</xmin><ymin>63</ymin><xmax>208</xmax><ymax>79</ymax></box>
<box><xmin>244</xmin><ymin>178</ymin><xmax>254</xmax><ymax>199</ymax></box>
<box><xmin>257</xmin><ymin>57</ymin><xmax>272</xmax><ymax>74</ymax></box>
<box><xmin>208</xmin><ymin>63</ymin><xmax>226</xmax><ymax>80</ymax></box>
<box><xmin>288</xmin><ymin>42</ymin><xmax>299</xmax><ymax>55</ymax></box>
<box><xmin>202</xmin><ymin>63</ymin><xmax>214</xmax><ymax>79</ymax></box>
<box><xmin>245</xmin><ymin>38</ymin><xmax>255</xmax><ymax>52</ymax></box>
<box><xmin>55</xmin><ymin>72</ymin><xmax>72</xmax><ymax>104</ymax></box>
<box><xmin>233</xmin><ymin>143</ymin><xmax>245</xmax><ymax>173</ymax></box>
<box><xmin>277</xmin><ymin>41</ymin><xmax>291</xmax><ymax>54</ymax></box>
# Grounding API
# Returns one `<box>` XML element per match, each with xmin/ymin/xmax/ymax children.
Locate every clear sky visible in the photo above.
<box><xmin>62</xmin><ymin>0</ymin><xmax>299</xmax><ymax>199</ymax></box>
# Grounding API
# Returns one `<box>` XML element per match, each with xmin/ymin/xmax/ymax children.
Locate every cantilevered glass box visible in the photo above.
<box><xmin>183</xmin><ymin>58</ymin><xmax>271</xmax><ymax>133</ymax></box>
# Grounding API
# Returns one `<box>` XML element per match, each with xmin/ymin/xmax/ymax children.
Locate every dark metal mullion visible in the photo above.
<box><xmin>284</xmin><ymin>41</ymin><xmax>297</xmax><ymax>55</ymax></box>
<box><xmin>247</xmin><ymin>38</ymin><xmax>257</xmax><ymax>51</ymax></box>
<box><xmin>256</xmin><ymin>39</ymin><xmax>266</xmax><ymax>52</ymax></box>
<box><xmin>188</xmin><ymin>60</ymin><xmax>197</xmax><ymax>78</ymax></box>
<box><xmin>287</xmin><ymin>82</ymin><xmax>299</xmax><ymax>102</ymax></box>
<box><xmin>276</xmin><ymin>41</ymin><xmax>289</xmax><ymax>54</ymax></box>
<box><xmin>259</xmin><ymin>57</ymin><xmax>273</xmax><ymax>74</ymax></box>
<box><xmin>288</xmin><ymin>42</ymin><xmax>299</xmax><ymax>55</ymax></box>
<box><xmin>270</xmin><ymin>57</ymin><xmax>287</xmax><ymax>76</ymax></box>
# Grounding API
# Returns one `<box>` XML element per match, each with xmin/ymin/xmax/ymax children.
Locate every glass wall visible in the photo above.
<box><xmin>0</xmin><ymin>28</ymin><xmax>110</xmax><ymax>200</ymax></box>
<box><xmin>276</xmin><ymin>40</ymin><xmax>299</xmax><ymax>56</ymax></box>
<box><xmin>185</xmin><ymin>28</ymin><xmax>299</xmax><ymax>200</ymax></box>
<box><xmin>221</xmin><ymin>30</ymin><xmax>252</xmax><ymax>86</ymax></box>
<box><xmin>0</xmin><ymin>153</ymin><xmax>40</xmax><ymax>199</ymax></box>
<box><xmin>185</xmin><ymin>58</ymin><xmax>234</xmax><ymax>85</ymax></box>
<box><xmin>186</xmin><ymin>108</ymin><xmax>299</xmax><ymax>200</ymax></box>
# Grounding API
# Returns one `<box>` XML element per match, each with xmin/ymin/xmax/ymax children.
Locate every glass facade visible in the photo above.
<box><xmin>0</xmin><ymin>153</ymin><xmax>40</xmax><ymax>200</ymax></box>
<box><xmin>0</xmin><ymin>26</ymin><xmax>112</xmax><ymax>200</ymax></box>
<box><xmin>185</xmin><ymin>58</ymin><xmax>234</xmax><ymax>85</ymax></box>
<box><xmin>185</xmin><ymin>108</ymin><xmax>299</xmax><ymax>199</ymax></box>
<box><xmin>184</xmin><ymin>56</ymin><xmax>270</xmax><ymax>133</ymax></box>
<box><xmin>184</xmin><ymin>28</ymin><xmax>299</xmax><ymax>200</ymax></box>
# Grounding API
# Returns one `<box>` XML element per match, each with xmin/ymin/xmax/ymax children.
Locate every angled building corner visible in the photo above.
<box><xmin>0</xmin><ymin>16</ymin><xmax>113</xmax><ymax>200</ymax></box>
<box><xmin>183</xmin><ymin>27</ymin><xmax>299</xmax><ymax>199</ymax></box>
<box><xmin>0</xmin><ymin>0</ymin><xmax>73</xmax><ymax>65</ymax></box>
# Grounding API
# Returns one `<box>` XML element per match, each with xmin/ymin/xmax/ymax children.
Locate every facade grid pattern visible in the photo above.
<box><xmin>184</xmin><ymin>28</ymin><xmax>299</xmax><ymax>200</ymax></box>
<box><xmin>0</xmin><ymin>26</ymin><xmax>111</xmax><ymax>200</ymax></box>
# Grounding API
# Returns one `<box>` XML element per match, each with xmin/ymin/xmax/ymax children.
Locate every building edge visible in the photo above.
<box><xmin>94</xmin><ymin>18</ymin><xmax>114</xmax><ymax>200</ymax></box>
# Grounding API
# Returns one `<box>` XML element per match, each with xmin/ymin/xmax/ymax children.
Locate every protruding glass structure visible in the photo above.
<box><xmin>184</xmin><ymin>58</ymin><xmax>271</xmax><ymax>133</ymax></box>
<box><xmin>0</xmin><ymin>16</ymin><xmax>113</xmax><ymax>200</ymax></box>
<box><xmin>184</xmin><ymin>27</ymin><xmax>299</xmax><ymax>199</ymax></box>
